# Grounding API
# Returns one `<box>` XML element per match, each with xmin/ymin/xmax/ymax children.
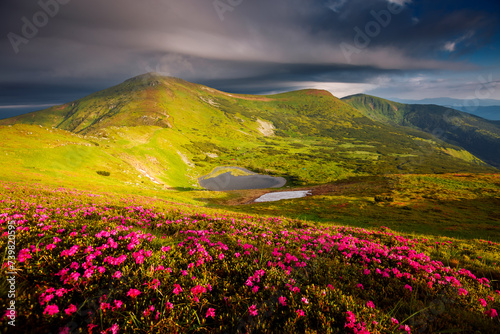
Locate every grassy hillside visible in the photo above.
<box><xmin>342</xmin><ymin>94</ymin><xmax>500</xmax><ymax>168</ymax></box>
<box><xmin>211</xmin><ymin>173</ymin><xmax>500</xmax><ymax>242</ymax></box>
<box><xmin>0</xmin><ymin>74</ymin><xmax>496</xmax><ymax>194</ymax></box>
<box><xmin>339</xmin><ymin>94</ymin><xmax>407</xmax><ymax>125</ymax></box>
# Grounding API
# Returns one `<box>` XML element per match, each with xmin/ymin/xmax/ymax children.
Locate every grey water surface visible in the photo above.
<box><xmin>198</xmin><ymin>167</ymin><xmax>286</xmax><ymax>191</ymax></box>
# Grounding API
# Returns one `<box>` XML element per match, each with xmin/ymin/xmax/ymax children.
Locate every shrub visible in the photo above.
<box><xmin>374</xmin><ymin>195</ymin><xmax>394</xmax><ymax>202</ymax></box>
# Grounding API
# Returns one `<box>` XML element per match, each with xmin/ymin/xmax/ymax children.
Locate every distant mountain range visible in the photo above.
<box><xmin>342</xmin><ymin>94</ymin><xmax>500</xmax><ymax>168</ymax></box>
<box><xmin>389</xmin><ymin>97</ymin><xmax>500</xmax><ymax>107</ymax></box>
<box><xmin>0</xmin><ymin>73</ymin><xmax>498</xmax><ymax>189</ymax></box>
<box><xmin>448</xmin><ymin>106</ymin><xmax>500</xmax><ymax>121</ymax></box>
<box><xmin>388</xmin><ymin>97</ymin><xmax>500</xmax><ymax>121</ymax></box>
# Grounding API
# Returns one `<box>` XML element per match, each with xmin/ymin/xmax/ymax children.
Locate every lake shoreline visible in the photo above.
<box><xmin>199</xmin><ymin>166</ymin><xmax>286</xmax><ymax>191</ymax></box>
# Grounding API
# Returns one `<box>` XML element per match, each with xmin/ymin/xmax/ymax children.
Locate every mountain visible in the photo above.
<box><xmin>0</xmin><ymin>74</ymin><xmax>496</xmax><ymax>191</ymax></box>
<box><xmin>387</xmin><ymin>97</ymin><xmax>500</xmax><ymax>121</ymax></box>
<box><xmin>341</xmin><ymin>94</ymin><xmax>500</xmax><ymax>168</ymax></box>
<box><xmin>389</xmin><ymin>97</ymin><xmax>500</xmax><ymax>107</ymax></box>
<box><xmin>450</xmin><ymin>106</ymin><xmax>500</xmax><ymax>121</ymax></box>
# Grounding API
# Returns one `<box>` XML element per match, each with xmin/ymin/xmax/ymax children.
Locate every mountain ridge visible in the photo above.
<box><xmin>388</xmin><ymin>97</ymin><xmax>500</xmax><ymax>107</ymax></box>
<box><xmin>0</xmin><ymin>74</ymin><xmax>497</xmax><ymax>191</ymax></box>
<box><xmin>342</xmin><ymin>94</ymin><xmax>500</xmax><ymax>168</ymax></box>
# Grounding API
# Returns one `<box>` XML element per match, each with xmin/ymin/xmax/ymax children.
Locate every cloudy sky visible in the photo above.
<box><xmin>1</xmin><ymin>0</ymin><xmax>499</xmax><ymax>117</ymax></box>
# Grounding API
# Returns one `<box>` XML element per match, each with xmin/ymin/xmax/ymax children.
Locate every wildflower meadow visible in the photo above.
<box><xmin>0</xmin><ymin>181</ymin><xmax>499</xmax><ymax>333</ymax></box>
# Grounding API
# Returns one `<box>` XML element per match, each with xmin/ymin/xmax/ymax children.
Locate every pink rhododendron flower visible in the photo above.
<box><xmin>485</xmin><ymin>308</ymin><xmax>498</xmax><ymax>318</ymax></box>
<box><xmin>479</xmin><ymin>298</ymin><xmax>487</xmax><ymax>307</ymax></box>
<box><xmin>59</xmin><ymin>327</ymin><xmax>70</xmax><ymax>334</ymax></box>
<box><xmin>110</xmin><ymin>324</ymin><xmax>119</xmax><ymax>334</ymax></box>
<box><xmin>206</xmin><ymin>308</ymin><xmax>215</xmax><ymax>318</ymax></box>
<box><xmin>279</xmin><ymin>296</ymin><xmax>287</xmax><ymax>306</ymax></box>
<box><xmin>64</xmin><ymin>304</ymin><xmax>77</xmax><ymax>315</ymax></box>
<box><xmin>346</xmin><ymin>311</ymin><xmax>356</xmax><ymax>323</ymax></box>
<box><xmin>43</xmin><ymin>294</ymin><xmax>54</xmax><ymax>304</ymax></box>
<box><xmin>248</xmin><ymin>304</ymin><xmax>258</xmax><ymax>316</ymax></box>
<box><xmin>127</xmin><ymin>289</ymin><xmax>141</xmax><ymax>298</ymax></box>
<box><xmin>191</xmin><ymin>284</ymin><xmax>207</xmax><ymax>297</ymax></box>
<box><xmin>55</xmin><ymin>288</ymin><xmax>67</xmax><ymax>298</ymax></box>
<box><xmin>405</xmin><ymin>284</ymin><xmax>412</xmax><ymax>292</ymax></box>
<box><xmin>345</xmin><ymin>311</ymin><xmax>357</xmax><ymax>329</ymax></box>
<box><xmin>367</xmin><ymin>301</ymin><xmax>375</xmax><ymax>308</ymax></box>
<box><xmin>43</xmin><ymin>304</ymin><xmax>59</xmax><ymax>316</ymax></box>
<box><xmin>143</xmin><ymin>305</ymin><xmax>155</xmax><ymax>316</ymax></box>
<box><xmin>173</xmin><ymin>284</ymin><xmax>183</xmax><ymax>295</ymax></box>
<box><xmin>400</xmin><ymin>324</ymin><xmax>411</xmax><ymax>333</ymax></box>
<box><xmin>18</xmin><ymin>249</ymin><xmax>31</xmax><ymax>262</ymax></box>
<box><xmin>296</xmin><ymin>309</ymin><xmax>305</xmax><ymax>317</ymax></box>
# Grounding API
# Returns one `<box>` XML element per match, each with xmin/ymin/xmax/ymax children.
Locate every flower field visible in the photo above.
<box><xmin>1</xmin><ymin>181</ymin><xmax>499</xmax><ymax>333</ymax></box>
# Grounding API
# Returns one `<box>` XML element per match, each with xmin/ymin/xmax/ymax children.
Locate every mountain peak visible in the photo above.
<box><xmin>123</xmin><ymin>72</ymin><xmax>182</xmax><ymax>86</ymax></box>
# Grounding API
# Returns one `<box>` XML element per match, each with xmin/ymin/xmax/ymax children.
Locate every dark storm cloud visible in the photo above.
<box><xmin>194</xmin><ymin>62</ymin><xmax>401</xmax><ymax>94</ymax></box>
<box><xmin>0</xmin><ymin>0</ymin><xmax>499</xmax><ymax>106</ymax></box>
<box><xmin>313</xmin><ymin>1</ymin><xmax>498</xmax><ymax>56</ymax></box>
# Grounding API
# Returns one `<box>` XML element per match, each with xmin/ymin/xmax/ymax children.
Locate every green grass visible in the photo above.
<box><xmin>202</xmin><ymin>166</ymin><xmax>256</xmax><ymax>179</ymax></box>
<box><xmin>208</xmin><ymin>174</ymin><xmax>500</xmax><ymax>242</ymax></box>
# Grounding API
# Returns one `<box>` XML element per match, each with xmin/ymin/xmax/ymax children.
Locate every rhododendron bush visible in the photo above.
<box><xmin>0</xmin><ymin>182</ymin><xmax>499</xmax><ymax>333</ymax></box>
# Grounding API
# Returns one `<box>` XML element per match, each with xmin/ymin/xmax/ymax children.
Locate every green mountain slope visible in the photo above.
<box><xmin>0</xmin><ymin>74</ymin><xmax>496</xmax><ymax>191</ymax></box>
<box><xmin>339</xmin><ymin>93</ymin><xmax>407</xmax><ymax>125</ymax></box>
<box><xmin>342</xmin><ymin>94</ymin><xmax>500</xmax><ymax>168</ymax></box>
